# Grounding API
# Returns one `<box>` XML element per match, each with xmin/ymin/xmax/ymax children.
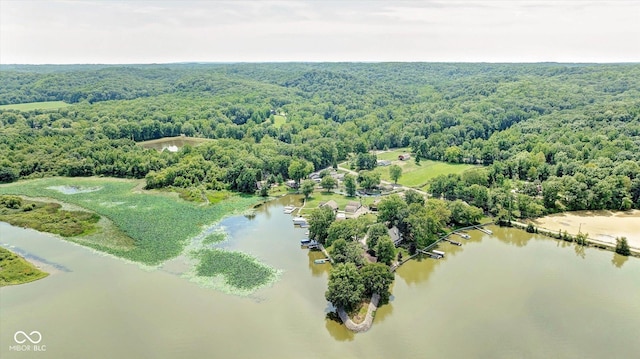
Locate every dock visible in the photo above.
<box><xmin>304</xmin><ymin>241</ymin><xmax>335</xmax><ymax>265</ymax></box>
<box><xmin>417</xmin><ymin>249</ymin><xmax>443</xmax><ymax>259</ymax></box>
<box><xmin>475</xmin><ymin>226</ymin><xmax>493</xmax><ymax>235</ymax></box>
<box><xmin>390</xmin><ymin>221</ymin><xmax>496</xmax><ymax>272</ymax></box>
<box><xmin>443</xmin><ymin>238</ymin><xmax>462</xmax><ymax>246</ymax></box>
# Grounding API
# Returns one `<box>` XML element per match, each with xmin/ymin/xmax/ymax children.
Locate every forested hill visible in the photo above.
<box><xmin>1</xmin><ymin>63</ymin><xmax>639</xmax><ymax>216</ymax></box>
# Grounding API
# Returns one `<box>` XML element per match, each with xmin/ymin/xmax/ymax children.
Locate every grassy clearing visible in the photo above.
<box><xmin>136</xmin><ymin>136</ymin><xmax>211</xmax><ymax>147</ymax></box>
<box><xmin>0</xmin><ymin>101</ymin><xmax>71</xmax><ymax>111</ymax></box>
<box><xmin>266</xmin><ymin>184</ymin><xmax>296</xmax><ymax>197</ymax></box>
<box><xmin>0</xmin><ymin>247</ymin><xmax>49</xmax><ymax>286</ymax></box>
<box><xmin>374</xmin><ymin>157</ymin><xmax>476</xmax><ymax>188</ymax></box>
<box><xmin>376</xmin><ymin>148</ymin><xmax>411</xmax><ymax>161</ymax></box>
<box><xmin>0</xmin><ymin>177</ymin><xmax>259</xmax><ymax>265</ymax></box>
<box><xmin>192</xmin><ymin>248</ymin><xmax>278</xmax><ymax>292</ymax></box>
<box><xmin>349</xmin><ymin>299</ymin><xmax>371</xmax><ymax>324</ymax></box>
<box><xmin>272</xmin><ymin>115</ymin><xmax>286</xmax><ymax>128</ymax></box>
<box><xmin>0</xmin><ymin>196</ymin><xmax>100</xmax><ymax>237</ymax></box>
<box><xmin>300</xmin><ymin>191</ymin><xmax>358</xmax><ymax>214</ymax></box>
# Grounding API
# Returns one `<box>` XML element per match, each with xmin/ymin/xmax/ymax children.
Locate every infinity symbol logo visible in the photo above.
<box><xmin>14</xmin><ymin>331</ymin><xmax>42</xmax><ymax>344</ymax></box>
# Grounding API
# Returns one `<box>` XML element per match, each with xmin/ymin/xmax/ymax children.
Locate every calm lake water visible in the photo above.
<box><xmin>2</xmin><ymin>196</ymin><xmax>639</xmax><ymax>358</ymax></box>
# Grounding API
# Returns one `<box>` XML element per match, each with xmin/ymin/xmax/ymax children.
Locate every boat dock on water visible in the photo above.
<box><xmin>443</xmin><ymin>238</ymin><xmax>462</xmax><ymax>246</ymax></box>
<box><xmin>417</xmin><ymin>249</ymin><xmax>443</xmax><ymax>259</ymax></box>
<box><xmin>292</xmin><ymin>217</ymin><xmax>308</xmax><ymax>225</ymax></box>
<box><xmin>283</xmin><ymin>205</ymin><xmax>296</xmax><ymax>214</ymax></box>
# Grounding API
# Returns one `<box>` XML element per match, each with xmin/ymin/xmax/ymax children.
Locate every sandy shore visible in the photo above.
<box><xmin>533</xmin><ymin>210</ymin><xmax>640</xmax><ymax>250</ymax></box>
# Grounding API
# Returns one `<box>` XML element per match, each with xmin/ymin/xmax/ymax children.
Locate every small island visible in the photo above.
<box><xmin>0</xmin><ymin>247</ymin><xmax>49</xmax><ymax>286</ymax></box>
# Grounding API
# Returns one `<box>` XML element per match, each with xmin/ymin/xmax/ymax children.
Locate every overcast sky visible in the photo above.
<box><xmin>1</xmin><ymin>0</ymin><xmax>639</xmax><ymax>64</ymax></box>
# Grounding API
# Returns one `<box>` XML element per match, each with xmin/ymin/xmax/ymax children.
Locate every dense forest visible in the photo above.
<box><xmin>1</xmin><ymin>63</ymin><xmax>639</xmax><ymax>221</ymax></box>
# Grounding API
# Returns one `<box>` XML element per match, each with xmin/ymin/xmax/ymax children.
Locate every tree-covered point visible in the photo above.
<box><xmin>1</xmin><ymin>63</ymin><xmax>639</xmax><ymax>210</ymax></box>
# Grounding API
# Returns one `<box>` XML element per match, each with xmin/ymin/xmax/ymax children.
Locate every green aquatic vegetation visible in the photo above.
<box><xmin>202</xmin><ymin>232</ymin><xmax>227</xmax><ymax>245</ymax></box>
<box><xmin>192</xmin><ymin>248</ymin><xmax>278</xmax><ymax>292</ymax></box>
<box><xmin>0</xmin><ymin>177</ymin><xmax>260</xmax><ymax>265</ymax></box>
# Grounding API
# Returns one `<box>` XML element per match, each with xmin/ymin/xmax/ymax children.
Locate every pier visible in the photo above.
<box><xmin>417</xmin><ymin>249</ymin><xmax>443</xmax><ymax>259</ymax></box>
<box><xmin>475</xmin><ymin>226</ymin><xmax>493</xmax><ymax>235</ymax></box>
<box><xmin>391</xmin><ymin>222</ymin><xmax>495</xmax><ymax>272</ymax></box>
<box><xmin>443</xmin><ymin>238</ymin><xmax>462</xmax><ymax>246</ymax></box>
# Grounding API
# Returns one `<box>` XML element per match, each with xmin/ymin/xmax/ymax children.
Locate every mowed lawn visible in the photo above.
<box><xmin>375</xmin><ymin>149</ymin><xmax>479</xmax><ymax>188</ymax></box>
<box><xmin>272</xmin><ymin>115</ymin><xmax>286</xmax><ymax>128</ymax></box>
<box><xmin>301</xmin><ymin>191</ymin><xmax>358</xmax><ymax>214</ymax></box>
<box><xmin>0</xmin><ymin>101</ymin><xmax>71</xmax><ymax>111</ymax></box>
<box><xmin>376</xmin><ymin>148</ymin><xmax>412</xmax><ymax>161</ymax></box>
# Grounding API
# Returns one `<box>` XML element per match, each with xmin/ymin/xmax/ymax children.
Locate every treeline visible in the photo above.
<box><xmin>1</xmin><ymin>63</ymin><xmax>639</xmax><ymax>213</ymax></box>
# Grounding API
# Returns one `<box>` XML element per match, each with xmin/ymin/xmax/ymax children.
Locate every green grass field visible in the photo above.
<box><xmin>0</xmin><ymin>247</ymin><xmax>49</xmax><ymax>286</ymax></box>
<box><xmin>272</xmin><ymin>115</ymin><xmax>286</xmax><ymax>128</ymax></box>
<box><xmin>0</xmin><ymin>177</ymin><xmax>259</xmax><ymax>265</ymax></box>
<box><xmin>300</xmin><ymin>191</ymin><xmax>358</xmax><ymax>214</ymax></box>
<box><xmin>0</xmin><ymin>101</ymin><xmax>71</xmax><ymax>111</ymax></box>
<box><xmin>376</xmin><ymin>148</ymin><xmax>411</xmax><ymax>161</ymax></box>
<box><xmin>375</xmin><ymin>149</ymin><xmax>478</xmax><ymax>189</ymax></box>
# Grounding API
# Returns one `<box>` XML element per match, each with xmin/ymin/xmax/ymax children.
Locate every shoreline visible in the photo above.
<box><xmin>510</xmin><ymin>220</ymin><xmax>640</xmax><ymax>257</ymax></box>
<box><xmin>529</xmin><ymin>210</ymin><xmax>640</xmax><ymax>252</ymax></box>
<box><xmin>337</xmin><ymin>293</ymin><xmax>380</xmax><ymax>332</ymax></box>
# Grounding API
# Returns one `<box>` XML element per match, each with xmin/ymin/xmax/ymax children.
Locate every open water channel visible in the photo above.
<box><xmin>1</xmin><ymin>196</ymin><xmax>639</xmax><ymax>358</ymax></box>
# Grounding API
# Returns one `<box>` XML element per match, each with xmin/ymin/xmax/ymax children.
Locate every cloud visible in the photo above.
<box><xmin>1</xmin><ymin>0</ymin><xmax>638</xmax><ymax>63</ymax></box>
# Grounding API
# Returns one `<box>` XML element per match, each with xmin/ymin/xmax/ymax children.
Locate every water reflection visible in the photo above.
<box><xmin>1</xmin><ymin>244</ymin><xmax>71</xmax><ymax>272</ymax></box>
<box><xmin>395</xmin><ymin>255</ymin><xmax>440</xmax><ymax>286</ymax></box>
<box><xmin>325</xmin><ymin>313</ymin><xmax>355</xmax><ymax>342</ymax></box>
<box><xmin>493</xmin><ymin>226</ymin><xmax>532</xmax><ymax>247</ymax></box>
<box><xmin>308</xmin><ymin>250</ymin><xmax>331</xmax><ymax>277</ymax></box>
<box><xmin>611</xmin><ymin>253</ymin><xmax>629</xmax><ymax>268</ymax></box>
<box><xmin>372</xmin><ymin>300</ymin><xmax>394</xmax><ymax>325</ymax></box>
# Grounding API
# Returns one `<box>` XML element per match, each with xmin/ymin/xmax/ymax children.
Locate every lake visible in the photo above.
<box><xmin>2</xmin><ymin>196</ymin><xmax>639</xmax><ymax>358</ymax></box>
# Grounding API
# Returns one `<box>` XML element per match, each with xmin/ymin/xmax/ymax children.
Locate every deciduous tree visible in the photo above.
<box><xmin>375</xmin><ymin>235</ymin><xmax>396</xmax><ymax>265</ymax></box>
<box><xmin>325</xmin><ymin>263</ymin><xmax>364</xmax><ymax>311</ymax></box>
<box><xmin>301</xmin><ymin>179</ymin><xmax>316</xmax><ymax>199</ymax></box>
<box><xmin>320</xmin><ymin>176</ymin><xmax>337</xmax><ymax>192</ymax></box>
<box><xmin>308</xmin><ymin>207</ymin><xmax>335</xmax><ymax>244</ymax></box>
<box><xmin>344</xmin><ymin>174</ymin><xmax>357</xmax><ymax>197</ymax></box>
<box><xmin>389</xmin><ymin>164</ymin><xmax>402</xmax><ymax>184</ymax></box>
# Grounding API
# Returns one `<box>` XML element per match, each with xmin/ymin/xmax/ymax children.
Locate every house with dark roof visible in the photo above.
<box><xmin>345</xmin><ymin>200</ymin><xmax>362</xmax><ymax>213</ymax></box>
<box><xmin>321</xmin><ymin>200</ymin><xmax>339</xmax><ymax>212</ymax></box>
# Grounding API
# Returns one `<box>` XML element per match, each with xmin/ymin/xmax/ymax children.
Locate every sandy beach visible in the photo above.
<box><xmin>533</xmin><ymin>210</ymin><xmax>640</xmax><ymax>250</ymax></box>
